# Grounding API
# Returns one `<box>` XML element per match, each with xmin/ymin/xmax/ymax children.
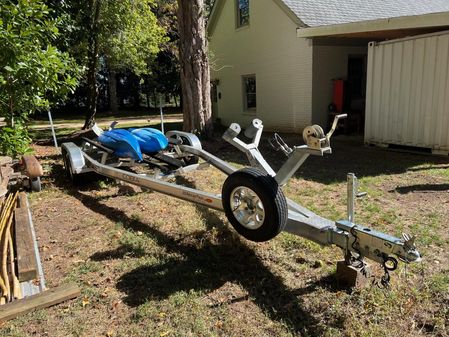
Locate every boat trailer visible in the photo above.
<box><xmin>61</xmin><ymin>115</ymin><xmax>421</xmax><ymax>286</ymax></box>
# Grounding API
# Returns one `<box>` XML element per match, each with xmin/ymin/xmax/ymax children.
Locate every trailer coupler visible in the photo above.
<box><xmin>335</xmin><ymin>220</ymin><xmax>421</xmax><ymax>265</ymax></box>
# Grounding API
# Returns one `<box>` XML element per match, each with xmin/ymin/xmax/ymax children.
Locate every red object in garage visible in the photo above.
<box><xmin>333</xmin><ymin>79</ymin><xmax>344</xmax><ymax>113</ymax></box>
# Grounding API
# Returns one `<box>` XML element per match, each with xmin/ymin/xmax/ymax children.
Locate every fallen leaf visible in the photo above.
<box><xmin>160</xmin><ymin>331</ymin><xmax>171</xmax><ymax>337</ymax></box>
<box><xmin>112</xmin><ymin>299</ymin><xmax>122</xmax><ymax>311</ymax></box>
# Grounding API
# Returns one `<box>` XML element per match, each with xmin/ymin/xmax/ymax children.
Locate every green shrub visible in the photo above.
<box><xmin>0</xmin><ymin>123</ymin><xmax>33</xmax><ymax>157</ymax></box>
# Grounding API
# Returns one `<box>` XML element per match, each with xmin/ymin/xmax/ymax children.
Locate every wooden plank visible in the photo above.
<box><xmin>0</xmin><ymin>283</ymin><xmax>80</xmax><ymax>322</ymax></box>
<box><xmin>14</xmin><ymin>193</ymin><xmax>38</xmax><ymax>282</ymax></box>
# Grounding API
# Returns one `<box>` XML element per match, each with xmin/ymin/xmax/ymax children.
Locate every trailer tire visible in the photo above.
<box><xmin>180</xmin><ymin>136</ymin><xmax>199</xmax><ymax>165</ymax></box>
<box><xmin>222</xmin><ymin>168</ymin><xmax>287</xmax><ymax>242</ymax></box>
<box><xmin>183</xmin><ymin>155</ymin><xmax>199</xmax><ymax>166</ymax></box>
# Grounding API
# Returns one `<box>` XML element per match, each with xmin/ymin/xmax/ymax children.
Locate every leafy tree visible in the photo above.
<box><xmin>66</xmin><ymin>0</ymin><xmax>166</xmax><ymax>129</ymax></box>
<box><xmin>0</xmin><ymin>0</ymin><xmax>80</xmax><ymax>156</ymax></box>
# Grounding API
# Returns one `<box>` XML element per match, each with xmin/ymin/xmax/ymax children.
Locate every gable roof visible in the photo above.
<box><xmin>207</xmin><ymin>0</ymin><xmax>449</xmax><ymax>36</ymax></box>
<box><xmin>282</xmin><ymin>0</ymin><xmax>449</xmax><ymax>27</ymax></box>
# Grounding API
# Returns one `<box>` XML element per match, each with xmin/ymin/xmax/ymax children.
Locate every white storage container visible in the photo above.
<box><xmin>365</xmin><ymin>30</ymin><xmax>449</xmax><ymax>155</ymax></box>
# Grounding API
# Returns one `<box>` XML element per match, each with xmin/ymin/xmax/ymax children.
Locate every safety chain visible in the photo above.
<box><xmin>347</xmin><ymin>225</ymin><xmax>398</xmax><ymax>288</ymax></box>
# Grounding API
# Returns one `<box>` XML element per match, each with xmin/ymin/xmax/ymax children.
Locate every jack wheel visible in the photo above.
<box><xmin>30</xmin><ymin>177</ymin><xmax>42</xmax><ymax>192</ymax></box>
<box><xmin>222</xmin><ymin>168</ymin><xmax>288</xmax><ymax>242</ymax></box>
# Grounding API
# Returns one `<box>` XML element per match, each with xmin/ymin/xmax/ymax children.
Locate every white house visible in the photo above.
<box><xmin>208</xmin><ymin>0</ymin><xmax>449</xmax><ymax>144</ymax></box>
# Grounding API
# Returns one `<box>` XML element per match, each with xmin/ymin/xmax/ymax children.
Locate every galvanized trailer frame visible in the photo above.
<box><xmin>61</xmin><ymin>116</ymin><xmax>421</xmax><ymax>278</ymax></box>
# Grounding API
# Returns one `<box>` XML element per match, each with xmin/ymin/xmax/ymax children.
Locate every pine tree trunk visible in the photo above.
<box><xmin>83</xmin><ymin>0</ymin><xmax>101</xmax><ymax>130</ymax></box>
<box><xmin>108</xmin><ymin>70</ymin><xmax>118</xmax><ymax>115</ymax></box>
<box><xmin>177</xmin><ymin>0</ymin><xmax>213</xmax><ymax>137</ymax></box>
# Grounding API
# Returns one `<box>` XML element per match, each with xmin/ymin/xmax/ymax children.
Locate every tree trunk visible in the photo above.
<box><xmin>177</xmin><ymin>0</ymin><xmax>213</xmax><ymax>137</ymax></box>
<box><xmin>108</xmin><ymin>69</ymin><xmax>118</xmax><ymax>115</ymax></box>
<box><xmin>83</xmin><ymin>0</ymin><xmax>101</xmax><ymax>130</ymax></box>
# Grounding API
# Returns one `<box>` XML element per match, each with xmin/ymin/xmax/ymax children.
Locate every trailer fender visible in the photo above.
<box><xmin>166</xmin><ymin>131</ymin><xmax>202</xmax><ymax>150</ymax></box>
<box><xmin>61</xmin><ymin>142</ymin><xmax>86</xmax><ymax>174</ymax></box>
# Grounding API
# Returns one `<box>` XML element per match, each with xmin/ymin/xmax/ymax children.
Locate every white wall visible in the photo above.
<box><xmin>209</xmin><ymin>0</ymin><xmax>313</xmax><ymax>132</ymax></box>
<box><xmin>365</xmin><ymin>31</ymin><xmax>449</xmax><ymax>153</ymax></box>
<box><xmin>312</xmin><ymin>44</ymin><xmax>368</xmax><ymax>127</ymax></box>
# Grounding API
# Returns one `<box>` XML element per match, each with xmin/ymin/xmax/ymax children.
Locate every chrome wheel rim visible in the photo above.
<box><xmin>230</xmin><ymin>187</ymin><xmax>265</xmax><ymax>230</ymax></box>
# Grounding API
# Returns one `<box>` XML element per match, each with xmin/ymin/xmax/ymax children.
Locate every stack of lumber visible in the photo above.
<box><xmin>0</xmin><ymin>191</ymin><xmax>80</xmax><ymax>321</ymax></box>
<box><xmin>0</xmin><ymin>192</ymin><xmax>20</xmax><ymax>304</ymax></box>
<box><xmin>0</xmin><ymin>157</ymin><xmax>81</xmax><ymax>320</ymax></box>
<box><xmin>0</xmin><ymin>117</ymin><xmax>5</xmax><ymax>127</ymax></box>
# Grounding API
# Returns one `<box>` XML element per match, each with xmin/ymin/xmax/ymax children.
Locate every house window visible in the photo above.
<box><xmin>243</xmin><ymin>75</ymin><xmax>256</xmax><ymax>111</ymax></box>
<box><xmin>236</xmin><ymin>0</ymin><xmax>250</xmax><ymax>28</ymax></box>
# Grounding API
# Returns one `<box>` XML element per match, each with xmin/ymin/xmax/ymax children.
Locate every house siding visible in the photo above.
<box><xmin>365</xmin><ymin>31</ymin><xmax>449</xmax><ymax>152</ymax></box>
<box><xmin>209</xmin><ymin>0</ymin><xmax>313</xmax><ymax>132</ymax></box>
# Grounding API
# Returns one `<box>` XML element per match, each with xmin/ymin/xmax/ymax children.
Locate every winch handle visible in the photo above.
<box><xmin>326</xmin><ymin>114</ymin><xmax>347</xmax><ymax>139</ymax></box>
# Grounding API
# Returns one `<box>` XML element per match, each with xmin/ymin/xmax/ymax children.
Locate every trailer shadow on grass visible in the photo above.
<box><xmin>204</xmin><ymin>134</ymin><xmax>449</xmax><ymax>185</ymax></box>
<box><xmin>60</xmin><ymin>185</ymin><xmax>343</xmax><ymax>336</ymax></box>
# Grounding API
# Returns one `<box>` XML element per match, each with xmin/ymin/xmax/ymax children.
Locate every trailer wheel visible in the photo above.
<box><xmin>180</xmin><ymin>136</ymin><xmax>199</xmax><ymax>165</ymax></box>
<box><xmin>222</xmin><ymin>168</ymin><xmax>287</xmax><ymax>242</ymax></box>
<box><xmin>62</xmin><ymin>149</ymin><xmax>98</xmax><ymax>185</ymax></box>
<box><xmin>183</xmin><ymin>155</ymin><xmax>199</xmax><ymax>166</ymax></box>
<box><xmin>62</xmin><ymin>148</ymin><xmax>75</xmax><ymax>181</ymax></box>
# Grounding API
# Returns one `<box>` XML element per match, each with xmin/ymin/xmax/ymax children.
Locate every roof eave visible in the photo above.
<box><xmin>296</xmin><ymin>11</ymin><xmax>449</xmax><ymax>38</ymax></box>
<box><xmin>208</xmin><ymin>0</ymin><xmax>308</xmax><ymax>37</ymax></box>
<box><xmin>207</xmin><ymin>0</ymin><xmax>226</xmax><ymax>36</ymax></box>
<box><xmin>272</xmin><ymin>0</ymin><xmax>307</xmax><ymax>27</ymax></box>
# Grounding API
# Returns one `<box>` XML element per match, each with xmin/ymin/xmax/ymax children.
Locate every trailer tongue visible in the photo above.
<box><xmin>62</xmin><ymin>115</ymin><xmax>421</xmax><ymax>287</ymax></box>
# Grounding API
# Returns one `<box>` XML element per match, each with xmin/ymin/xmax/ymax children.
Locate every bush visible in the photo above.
<box><xmin>0</xmin><ymin>0</ymin><xmax>80</xmax><ymax>155</ymax></box>
<box><xmin>0</xmin><ymin>124</ymin><xmax>33</xmax><ymax>157</ymax></box>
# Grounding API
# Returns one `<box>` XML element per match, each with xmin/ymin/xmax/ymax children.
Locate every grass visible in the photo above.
<box><xmin>1</xmin><ymin>123</ymin><xmax>448</xmax><ymax>336</ymax></box>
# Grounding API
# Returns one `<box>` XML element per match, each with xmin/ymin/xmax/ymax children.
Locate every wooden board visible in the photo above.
<box><xmin>0</xmin><ymin>283</ymin><xmax>80</xmax><ymax>322</ymax></box>
<box><xmin>14</xmin><ymin>193</ymin><xmax>38</xmax><ymax>282</ymax></box>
